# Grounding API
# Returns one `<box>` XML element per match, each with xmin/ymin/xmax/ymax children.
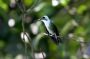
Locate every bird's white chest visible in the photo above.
<box><xmin>44</xmin><ymin>21</ymin><xmax>50</xmax><ymax>28</ymax></box>
<box><xmin>44</xmin><ymin>21</ymin><xmax>54</xmax><ymax>34</ymax></box>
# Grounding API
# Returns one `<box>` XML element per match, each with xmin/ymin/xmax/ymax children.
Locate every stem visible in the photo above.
<box><xmin>40</xmin><ymin>48</ymin><xmax>45</xmax><ymax>59</ymax></box>
<box><xmin>24</xmin><ymin>40</ymin><xmax>28</xmax><ymax>59</ymax></box>
<box><xmin>19</xmin><ymin>0</ymin><xmax>28</xmax><ymax>59</ymax></box>
<box><xmin>79</xmin><ymin>42</ymin><xmax>86</xmax><ymax>59</ymax></box>
<box><xmin>26</xmin><ymin>0</ymin><xmax>40</xmax><ymax>14</ymax></box>
<box><xmin>15</xmin><ymin>0</ymin><xmax>35</xmax><ymax>59</ymax></box>
<box><xmin>24</xmin><ymin>33</ymin><xmax>35</xmax><ymax>59</ymax></box>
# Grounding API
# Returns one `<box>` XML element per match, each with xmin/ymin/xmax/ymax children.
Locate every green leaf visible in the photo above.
<box><xmin>0</xmin><ymin>0</ymin><xmax>8</xmax><ymax>11</ymax></box>
<box><xmin>77</xmin><ymin>5</ymin><xmax>87</xmax><ymax>14</ymax></box>
<box><xmin>59</xmin><ymin>0</ymin><xmax>70</xmax><ymax>6</ymax></box>
<box><xmin>24</xmin><ymin>0</ymin><xmax>33</xmax><ymax>6</ymax></box>
<box><xmin>75</xmin><ymin>26</ymin><xmax>86</xmax><ymax>36</ymax></box>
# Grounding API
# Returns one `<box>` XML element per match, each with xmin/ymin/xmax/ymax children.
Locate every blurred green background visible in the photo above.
<box><xmin>0</xmin><ymin>0</ymin><xmax>90</xmax><ymax>59</ymax></box>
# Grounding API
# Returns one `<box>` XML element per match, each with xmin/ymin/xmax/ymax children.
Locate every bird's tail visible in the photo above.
<box><xmin>58</xmin><ymin>36</ymin><xmax>63</xmax><ymax>43</ymax></box>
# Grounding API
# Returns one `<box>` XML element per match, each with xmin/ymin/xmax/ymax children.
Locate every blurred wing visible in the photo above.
<box><xmin>50</xmin><ymin>22</ymin><xmax>59</xmax><ymax>36</ymax></box>
<box><xmin>50</xmin><ymin>22</ymin><xmax>63</xmax><ymax>43</ymax></box>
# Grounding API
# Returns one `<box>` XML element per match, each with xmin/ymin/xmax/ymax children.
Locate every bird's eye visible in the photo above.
<box><xmin>42</xmin><ymin>17</ymin><xmax>45</xmax><ymax>19</ymax></box>
<box><xmin>42</xmin><ymin>16</ymin><xmax>47</xmax><ymax>21</ymax></box>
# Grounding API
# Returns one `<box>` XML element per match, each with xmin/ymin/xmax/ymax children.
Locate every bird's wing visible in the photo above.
<box><xmin>50</xmin><ymin>22</ymin><xmax>59</xmax><ymax>36</ymax></box>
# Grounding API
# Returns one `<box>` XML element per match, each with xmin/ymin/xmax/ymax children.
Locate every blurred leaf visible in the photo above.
<box><xmin>33</xmin><ymin>33</ymin><xmax>45</xmax><ymax>50</ymax></box>
<box><xmin>0</xmin><ymin>0</ymin><xmax>8</xmax><ymax>11</ymax></box>
<box><xmin>59</xmin><ymin>0</ymin><xmax>70</xmax><ymax>6</ymax></box>
<box><xmin>24</xmin><ymin>0</ymin><xmax>33</xmax><ymax>6</ymax></box>
<box><xmin>75</xmin><ymin>26</ymin><xmax>86</xmax><ymax>36</ymax></box>
<box><xmin>37</xmin><ymin>3</ymin><xmax>55</xmax><ymax>17</ymax></box>
<box><xmin>77</xmin><ymin>5</ymin><xmax>87</xmax><ymax>14</ymax></box>
<box><xmin>0</xmin><ymin>40</ymin><xmax>5</xmax><ymax>49</ymax></box>
<box><xmin>61</xmin><ymin>20</ymin><xmax>77</xmax><ymax>36</ymax></box>
<box><xmin>34</xmin><ymin>2</ymin><xmax>46</xmax><ymax>12</ymax></box>
<box><xmin>68</xmin><ymin>40</ymin><xmax>78</xmax><ymax>54</ymax></box>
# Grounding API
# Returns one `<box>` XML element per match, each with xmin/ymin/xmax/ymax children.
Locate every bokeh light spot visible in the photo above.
<box><xmin>8</xmin><ymin>18</ymin><xmax>15</xmax><ymax>27</ymax></box>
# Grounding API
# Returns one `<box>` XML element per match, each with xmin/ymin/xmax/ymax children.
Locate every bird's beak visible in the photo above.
<box><xmin>38</xmin><ymin>19</ymin><xmax>40</xmax><ymax>21</ymax></box>
<box><xmin>38</xmin><ymin>17</ymin><xmax>43</xmax><ymax>21</ymax></box>
<box><xmin>38</xmin><ymin>17</ymin><xmax>42</xmax><ymax>20</ymax></box>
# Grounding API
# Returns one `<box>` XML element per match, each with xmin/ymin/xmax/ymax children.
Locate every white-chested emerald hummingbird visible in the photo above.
<box><xmin>40</xmin><ymin>16</ymin><xmax>63</xmax><ymax>45</ymax></box>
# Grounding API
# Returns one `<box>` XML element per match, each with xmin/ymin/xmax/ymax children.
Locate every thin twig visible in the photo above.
<box><xmin>40</xmin><ymin>48</ymin><xmax>45</xmax><ymax>59</ymax></box>
<box><xmin>18</xmin><ymin>0</ymin><xmax>28</xmax><ymax>59</ymax></box>
<box><xmin>26</xmin><ymin>0</ymin><xmax>41</xmax><ymax>14</ymax></box>
<box><xmin>24</xmin><ymin>32</ymin><xmax>35</xmax><ymax>59</ymax></box>
<box><xmin>16</xmin><ymin>0</ymin><xmax>28</xmax><ymax>59</ymax></box>
<box><xmin>79</xmin><ymin>42</ymin><xmax>86</xmax><ymax>59</ymax></box>
<box><xmin>24</xmin><ymin>39</ymin><xmax>28</xmax><ymax>59</ymax></box>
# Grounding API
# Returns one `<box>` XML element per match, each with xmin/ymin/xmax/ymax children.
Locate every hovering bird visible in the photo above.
<box><xmin>40</xmin><ymin>16</ymin><xmax>62</xmax><ymax>44</ymax></box>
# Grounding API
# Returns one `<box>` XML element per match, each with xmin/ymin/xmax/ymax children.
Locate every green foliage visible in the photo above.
<box><xmin>0</xmin><ymin>0</ymin><xmax>90</xmax><ymax>59</ymax></box>
<box><xmin>0</xmin><ymin>0</ymin><xmax>8</xmax><ymax>11</ymax></box>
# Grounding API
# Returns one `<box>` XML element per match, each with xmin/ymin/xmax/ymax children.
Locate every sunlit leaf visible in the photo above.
<box><xmin>0</xmin><ymin>0</ymin><xmax>8</xmax><ymax>11</ymax></box>
<box><xmin>77</xmin><ymin>5</ymin><xmax>87</xmax><ymax>14</ymax></box>
<box><xmin>59</xmin><ymin>0</ymin><xmax>70</xmax><ymax>6</ymax></box>
<box><xmin>24</xmin><ymin>0</ymin><xmax>33</xmax><ymax>6</ymax></box>
<box><xmin>75</xmin><ymin>26</ymin><xmax>86</xmax><ymax>36</ymax></box>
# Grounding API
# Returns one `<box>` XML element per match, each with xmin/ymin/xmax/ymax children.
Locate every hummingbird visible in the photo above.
<box><xmin>40</xmin><ymin>16</ymin><xmax>63</xmax><ymax>44</ymax></box>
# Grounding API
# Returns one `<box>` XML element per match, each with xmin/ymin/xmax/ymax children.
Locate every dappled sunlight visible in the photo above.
<box><xmin>34</xmin><ymin>52</ymin><xmax>46</xmax><ymax>59</ymax></box>
<box><xmin>15</xmin><ymin>54</ymin><xmax>23</xmax><ymax>59</ymax></box>
<box><xmin>52</xmin><ymin>0</ymin><xmax>59</xmax><ymax>7</ymax></box>
<box><xmin>20</xmin><ymin>32</ymin><xmax>29</xmax><ymax>43</ymax></box>
<box><xmin>8</xmin><ymin>18</ymin><xmax>15</xmax><ymax>27</ymax></box>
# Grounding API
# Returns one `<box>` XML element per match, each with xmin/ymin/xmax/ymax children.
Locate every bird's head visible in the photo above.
<box><xmin>40</xmin><ymin>16</ymin><xmax>50</xmax><ymax>22</ymax></box>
